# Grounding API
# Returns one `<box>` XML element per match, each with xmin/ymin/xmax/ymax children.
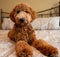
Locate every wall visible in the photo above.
<box><xmin>0</xmin><ymin>0</ymin><xmax>60</xmax><ymax>13</ymax></box>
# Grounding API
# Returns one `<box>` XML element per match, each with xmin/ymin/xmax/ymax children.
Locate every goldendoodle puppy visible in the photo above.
<box><xmin>8</xmin><ymin>3</ymin><xmax>58</xmax><ymax>57</ymax></box>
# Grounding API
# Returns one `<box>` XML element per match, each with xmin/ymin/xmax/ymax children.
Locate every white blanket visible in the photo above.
<box><xmin>0</xmin><ymin>30</ymin><xmax>60</xmax><ymax>57</ymax></box>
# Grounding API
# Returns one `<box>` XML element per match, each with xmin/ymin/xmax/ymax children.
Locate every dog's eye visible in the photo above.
<box><xmin>25</xmin><ymin>11</ymin><xmax>29</xmax><ymax>13</ymax></box>
<box><xmin>17</xmin><ymin>10</ymin><xmax>20</xmax><ymax>14</ymax></box>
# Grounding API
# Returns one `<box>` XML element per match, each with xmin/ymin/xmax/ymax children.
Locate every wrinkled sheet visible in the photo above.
<box><xmin>0</xmin><ymin>30</ymin><xmax>60</xmax><ymax>57</ymax></box>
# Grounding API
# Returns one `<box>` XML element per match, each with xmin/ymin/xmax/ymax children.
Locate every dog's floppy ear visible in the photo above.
<box><xmin>10</xmin><ymin>9</ymin><xmax>15</xmax><ymax>22</ymax></box>
<box><xmin>29</xmin><ymin>7</ymin><xmax>37</xmax><ymax>22</ymax></box>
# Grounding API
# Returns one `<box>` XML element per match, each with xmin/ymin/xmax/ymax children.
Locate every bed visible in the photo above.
<box><xmin>0</xmin><ymin>30</ymin><xmax>60</xmax><ymax>57</ymax></box>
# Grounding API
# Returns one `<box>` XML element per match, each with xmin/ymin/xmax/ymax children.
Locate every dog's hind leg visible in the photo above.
<box><xmin>32</xmin><ymin>39</ymin><xmax>58</xmax><ymax>57</ymax></box>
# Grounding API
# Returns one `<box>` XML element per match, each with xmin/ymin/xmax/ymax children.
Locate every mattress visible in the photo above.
<box><xmin>0</xmin><ymin>30</ymin><xmax>60</xmax><ymax>57</ymax></box>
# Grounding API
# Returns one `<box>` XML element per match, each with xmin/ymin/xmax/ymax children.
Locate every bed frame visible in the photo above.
<box><xmin>0</xmin><ymin>9</ymin><xmax>10</xmax><ymax>23</ymax></box>
<box><xmin>37</xmin><ymin>2</ymin><xmax>60</xmax><ymax>18</ymax></box>
<box><xmin>0</xmin><ymin>9</ymin><xmax>10</xmax><ymax>29</ymax></box>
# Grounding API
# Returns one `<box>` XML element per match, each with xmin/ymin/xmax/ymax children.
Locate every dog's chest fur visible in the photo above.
<box><xmin>15</xmin><ymin>24</ymin><xmax>32</xmax><ymax>42</ymax></box>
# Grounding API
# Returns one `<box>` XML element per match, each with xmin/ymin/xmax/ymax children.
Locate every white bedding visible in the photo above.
<box><xmin>2</xmin><ymin>17</ymin><xmax>60</xmax><ymax>30</ymax></box>
<box><xmin>32</xmin><ymin>17</ymin><xmax>60</xmax><ymax>29</ymax></box>
<box><xmin>2</xmin><ymin>18</ymin><xmax>14</xmax><ymax>30</ymax></box>
<box><xmin>0</xmin><ymin>30</ymin><xmax>60</xmax><ymax>57</ymax></box>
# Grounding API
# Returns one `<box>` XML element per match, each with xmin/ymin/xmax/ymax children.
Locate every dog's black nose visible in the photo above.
<box><xmin>20</xmin><ymin>18</ymin><xmax>25</xmax><ymax>22</ymax></box>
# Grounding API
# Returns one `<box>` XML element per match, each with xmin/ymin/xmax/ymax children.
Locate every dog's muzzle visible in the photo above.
<box><xmin>20</xmin><ymin>18</ymin><xmax>25</xmax><ymax>23</ymax></box>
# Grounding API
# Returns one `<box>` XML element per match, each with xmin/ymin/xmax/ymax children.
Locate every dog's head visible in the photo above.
<box><xmin>10</xmin><ymin>3</ymin><xmax>36</xmax><ymax>26</ymax></box>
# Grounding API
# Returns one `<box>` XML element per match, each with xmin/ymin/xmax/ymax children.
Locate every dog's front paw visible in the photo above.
<box><xmin>48</xmin><ymin>54</ymin><xmax>58</xmax><ymax>57</ymax></box>
<box><xmin>15</xmin><ymin>41</ymin><xmax>33</xmax><ymax>57</ymax></box>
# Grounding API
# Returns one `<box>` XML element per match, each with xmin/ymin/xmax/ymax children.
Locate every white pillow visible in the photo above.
<box><xmin>32</xmin><ymin>17</ymin><xmax>60</xmax><ymax>30</ymax></box>
<box><xmin>2</xmin><ymin>18</ymin><xmax>14</xmax><ymax>30</ymax></box>
<box><xmin>2</xmin><ymin>17</ymin><xmax>60</xmax><ymax>30</ymax></box>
